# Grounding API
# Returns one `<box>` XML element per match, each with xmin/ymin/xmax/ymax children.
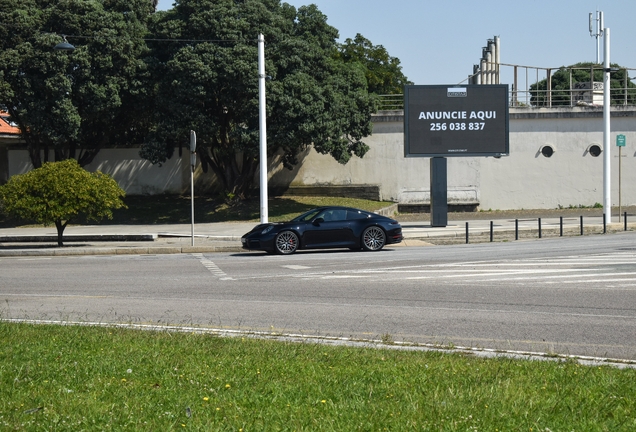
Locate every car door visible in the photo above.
<box><xmin>302</xmin><ymin>209</ymin><xmax>351</xmax><ymax>248</ymax></box>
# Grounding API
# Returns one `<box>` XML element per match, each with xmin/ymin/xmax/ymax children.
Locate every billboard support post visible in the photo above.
<box><xmin>430</xmin><ymin>157</ymin><xmax>448</xmax><ymax>227</ymax></box>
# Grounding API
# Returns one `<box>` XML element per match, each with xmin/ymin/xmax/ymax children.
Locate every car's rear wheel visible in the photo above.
<box><xmin>361</xmin><ymin>226</ymin><xmax>386</xmax><ymax>251</ymax></box>
<box><xmin>275</xmin><ymin>230</ymin><xmax>299</xmax><ymax>254</ymax></box>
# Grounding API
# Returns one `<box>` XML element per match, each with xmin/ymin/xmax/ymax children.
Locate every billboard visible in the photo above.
<box><xmin>404</xmin><ymin>85</ymin><xmax>509</xmax><ymax>157</ymax></box>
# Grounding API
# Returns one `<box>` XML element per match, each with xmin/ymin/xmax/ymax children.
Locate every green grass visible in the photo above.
<box><xmin>2</xmin><ymin>322</ymin><xmax>635</xmax><ymax>431</ymax></box>
<box><xmin>0</xmin><ymin>195</ymin><xmax>395</xmax><ymax>227</ymax></box>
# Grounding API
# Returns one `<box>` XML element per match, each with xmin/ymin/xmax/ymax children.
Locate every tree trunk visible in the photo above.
<box><xmin>55</xmin><ymin>220</ymin><xmax>68</xmax><ymax>247</ymax></box>
<box><xmin>200</xmin><ymin>147</ymin><xmax>259</xmax><ymax>199</ymax></box>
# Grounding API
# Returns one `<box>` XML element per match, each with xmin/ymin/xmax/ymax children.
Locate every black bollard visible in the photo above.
<box><xmin>580</xmin><ymin>216</ymin><xmax>584</xmax><ymax>236</ymax></box>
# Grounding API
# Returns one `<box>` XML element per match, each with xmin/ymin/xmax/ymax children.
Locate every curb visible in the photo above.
<box><xmin>0</xmin><ymin>234</ymin><xmax>156</xmax><ymax>243</ymax></box>
<box><xmin>0</xmin><ymin>245</ymin><xmax>246</xmax><ymax>257</ymax></box>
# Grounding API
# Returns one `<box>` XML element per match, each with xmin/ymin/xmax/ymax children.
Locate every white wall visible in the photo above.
<box><xmin>8</xmin><ymin>148</ymin><xmax>190</xmax><ymax>195</ymax></box>
<box><xmin>5</xmin><ymin>106</ymin><xmax>636</xmax><ymax>209</ymax></box>
<box><xmin>272</xmin><ymin>107</ymin><xmax>636</xmax><ymax>210</ymax></box>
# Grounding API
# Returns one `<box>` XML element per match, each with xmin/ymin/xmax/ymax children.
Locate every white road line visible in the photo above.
<box><xmin>192</xmin><ymin>253</ymin><xmax>234</xmax><ymax>280</ymax></box>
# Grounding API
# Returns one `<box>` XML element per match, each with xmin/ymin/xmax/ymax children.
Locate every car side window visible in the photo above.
<box><xmin>319</xmin><ymin>210</ymin><xmax>346</xmax><ymax>222</ymax></box>
<box><xmin>295</xmin><ymin>209</ymin><xmax>321</xmax><ymax>222</ymax></box>
<box><xmin>346</xmin><ymin>210</ymin><xmax>370</xmax><ymax>220</ymax></box>
<box><xmin>331</xmin><ymin>209</ymin><xmax>346</xmax><ymax>221</ymax></box>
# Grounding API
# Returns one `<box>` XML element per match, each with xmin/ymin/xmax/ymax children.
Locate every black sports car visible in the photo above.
<box><xmin>241</xmin><ymin>206</ymin><xmax>403</xmax><ymax>254</ymax></box>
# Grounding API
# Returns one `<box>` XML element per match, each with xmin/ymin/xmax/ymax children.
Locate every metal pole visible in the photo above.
<box><xmin>515</xmin><ymin>219</ymin><xmax>518</xmax><ymax>240</ymax></box>
<box><xmin>538</xmin><ymin>218</ymin><xmax>542</xmax><ymax>238</ymax></box>
<box><xmin>619</xmin><ymin>145</ymin><xmax>622</xmax><ymax>222</ymax></box>
<box><xmin>602</xmin><ymin>27</ymin><xmax>611</xmax><ymax>225</ymax></box>
<box><xmin>560</xmin><ymin>216</ymin><xmax>563</xmax><ymax>236</ymax></box>
<box><xmin>465</xmin><ymin>222</ymin><xmax>469</xmax><ymax>244</ymax></box>
<box><xmin>191</xmin><ymin>170</ymin><xmax>195</xmax><ymax>246</ymax></box>
<box><xmin>190</xmin><ymin>130</ymin><xmax>196</xmax><ymax>247</ymax></box>
<box><xmin>580</xmin><ymin>216</ymin><xmax>584</xmax><ymax>235</ymax></box>
<box><xmin>490</xmin><ymin>221</ymin><xmax>493</xmax><ymax>242</ymax></box>
<box><xmin>494</xmin><ymin>36</ymin><xmax>500</xmax><ymax>84</ymax></box>
<box><xmin>258</xmin><ymin>33</ymin><xmax>268</xmax><ymax>223</ymax></box>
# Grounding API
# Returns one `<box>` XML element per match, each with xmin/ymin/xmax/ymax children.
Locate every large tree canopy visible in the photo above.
<box><xmin>0</xmin><ymin>0</ymin><xmax>153</xmax><ymax>168</ymax></box>
<box><xmin>530</xmin><ymin>62</ymin><xmax>636</xmax><ymax>106</ymax></box>
<box><xmin>140</xmin><ymin>0</ymin><xmax>377</xmax><ymax>198</ymax></box>
<box><xmin>337</xmin><ymin>33</ymin><xmax>412</xmax><ymax>95</ymax></box>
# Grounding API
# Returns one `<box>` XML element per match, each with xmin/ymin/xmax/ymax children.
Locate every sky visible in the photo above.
<box><xmin>155</xmin><ymin>0</ymin><xmax>636</xmax><ymax>89</ymax></box>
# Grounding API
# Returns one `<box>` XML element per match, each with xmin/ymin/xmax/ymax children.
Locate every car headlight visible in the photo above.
<box><xmin>261</xmin><ymin>225</ymin><xmax>274</xmax><ymax>235</ymax></box>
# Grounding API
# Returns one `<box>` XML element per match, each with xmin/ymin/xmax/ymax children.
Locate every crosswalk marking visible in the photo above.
<box><xmin>192</xmin><ymin>253</ymin><xmax>234</xmax><ymax>280</ymax></box>
<box><xmin>274</xmin><ymin>252</ymin><xmax>636</xmax><ymax>286</ymax></box>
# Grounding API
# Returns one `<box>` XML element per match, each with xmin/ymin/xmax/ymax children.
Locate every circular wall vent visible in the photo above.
<box><xmin>540</xmin><ymin>145</ymin><xmax>555</xmax><ymax>158</ymax></box>
<box><xmin>587</xmin><ymin>144</ymin><xmax>602</xmax><ymax>157</ymax></box>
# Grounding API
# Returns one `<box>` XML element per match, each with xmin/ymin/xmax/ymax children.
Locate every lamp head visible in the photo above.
<box><xmin>54</xmin><ymin>36</ymin><xmax>75</xmax><ymax>52</ymax></box>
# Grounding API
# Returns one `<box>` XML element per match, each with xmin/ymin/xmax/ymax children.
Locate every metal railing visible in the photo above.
<box><xmin>376</xmin><ymin>64</ymin><xmax>636</xmax><ymax>110</ymax></box>
<box><xmin>376</xmin><ymin>94</ymin><xmax>404</xmax><ymax>110</ymax></box>
<box><xmin>506</xmin><ymin>64</ymin><xmax>636</xmax><ymax>108</ymax></box>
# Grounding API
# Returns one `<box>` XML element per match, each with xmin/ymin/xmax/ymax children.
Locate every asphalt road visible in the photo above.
<box><xmin>2</xmin><ymin>233</ymin><xmax>636</xmax><ymax>361</ymax></box>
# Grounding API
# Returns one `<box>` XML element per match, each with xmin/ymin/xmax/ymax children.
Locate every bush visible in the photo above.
<box><xmin>0</xmin><ymin>160</ymin><xmax>126</xmax><ymax>246</ymax></box>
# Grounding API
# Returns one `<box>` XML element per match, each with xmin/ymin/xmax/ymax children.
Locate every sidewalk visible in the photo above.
<box><xmin>1</xmin><ymin>214</ymin><xmax>634</xmax><ymax>257</ymax></box>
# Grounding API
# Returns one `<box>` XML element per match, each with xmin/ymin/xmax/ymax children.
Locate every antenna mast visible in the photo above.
<box><xmin>589</xmin><ymin>10</ymin><xmax>604</xmax><ymax>64</ymax></box>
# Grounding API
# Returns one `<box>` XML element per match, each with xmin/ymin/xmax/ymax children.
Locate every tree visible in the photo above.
<box><xmin>530</xmin><ymin>62</ymin><xmax>636</xmax><ymax>106</ymax></box>
<box><xmin>0</xmin><ymin>0</ymin><xmax>153</xmax><ymax>168</ymax></box>
<box><xmin>0</xmin><ymin>159</ymin><xmax>126</xmax><ymax>246</ymax></box>
<box><xmin>140</xmin><ymin>0</ymin><xmax>376</xmax><ymax>199</ymax></box>
<box><xmin>337</xmin><ymin>33</ymin><xmax>412</xmax><ymax>95</ymax></box>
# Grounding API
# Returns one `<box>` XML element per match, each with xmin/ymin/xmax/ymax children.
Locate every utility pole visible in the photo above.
<box><xmin>258</xmin><ymin>33</ymin><xmax>268</xmax><ymax>223</ymax></box>
<box><xmin>602</xmin><ymin>27</ymin><xmax>611</xmax><ymax>224</ymax></box>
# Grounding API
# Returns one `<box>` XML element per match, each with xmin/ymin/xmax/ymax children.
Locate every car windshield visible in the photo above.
<box><xmin>291</xmin><ymin>208</ymin><xmax>323</xmax><ymax>222</ymax></box>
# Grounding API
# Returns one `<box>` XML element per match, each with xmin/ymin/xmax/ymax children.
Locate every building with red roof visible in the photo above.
<box><xmin>0</xmin><ymin>111</ymin><xmax>22</xmax><ymax>184</ymax></box>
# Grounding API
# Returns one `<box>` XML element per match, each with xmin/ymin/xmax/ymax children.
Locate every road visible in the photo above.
<box><xmin>2</xmin><ymin>233</ymin><xmax>636</xmax><ymax>360</ymax></box>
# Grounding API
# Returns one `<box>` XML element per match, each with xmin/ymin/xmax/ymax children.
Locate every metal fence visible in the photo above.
<box><xmin>506</xmin><ymin>63</ymin><xmax>636</xmax><ymax>108</ymax></box>
<box><xmin>376</xmin><ymin>94</ymin><xmax>404</xmax><ymax>110</ymax></box>
<box><xmin>376</xmin><ymin>63</ymin><xmax>636</xmax><ymax>110</ymax></box>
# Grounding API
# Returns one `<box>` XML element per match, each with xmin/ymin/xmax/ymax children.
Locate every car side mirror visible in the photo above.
<box><xmin>313</xmin><ymin>217</ymin><xmax>324</xmax><ymax>225</ymax></box>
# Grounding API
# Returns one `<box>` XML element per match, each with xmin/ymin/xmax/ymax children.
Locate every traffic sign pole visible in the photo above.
<box><xmin>190</xmin><ymin>130</ymin><xmax>196</xmax><ymax>246</ymax></box>
<box><xmin>617</xmin><ymin>134</ymin><xmax>626</xmax><ymax>222</ymax></box>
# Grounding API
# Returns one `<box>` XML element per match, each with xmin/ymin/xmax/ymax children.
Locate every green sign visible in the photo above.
<box><xmin>617</xmin><ymin>134</ymin><xmax>626</xmax><ymax>147</ymax></box>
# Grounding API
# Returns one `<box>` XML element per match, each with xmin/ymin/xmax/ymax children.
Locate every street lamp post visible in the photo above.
<box><xmin>257</xmin><ymin>33</ymin><xmax>268</xmax><ymax>223</ymax></box>
<box><xmin>603</xmin><ymin>28</ymin><xmax>611</xmax><ymax>225</ymax></box>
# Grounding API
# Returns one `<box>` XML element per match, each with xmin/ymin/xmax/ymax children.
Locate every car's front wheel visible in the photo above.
<box><xmin>361</xmin><ymin>226</ymin><xmax>386</xmax><ymax>251</ymax></box>
<box><xmin>275</xmin><ymin>230</ymin><xmax>299</xmax><ymax>254</ymax></box>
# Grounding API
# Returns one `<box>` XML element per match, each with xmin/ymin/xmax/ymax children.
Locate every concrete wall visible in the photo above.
<box><xmin>270</xmin><ymin>106</ymin><xmax>636</xmax><ymax>210</ymax></box>
<box><xmin>6</xmin><ymin>147</ymin><xmax>191</xmax><ymax>195</ymax></box>
<box><xmin>4</xmin><ymin>106</ymin><xmax>636</xmax><ymax>210</ymax></box>
<box><xmin>270</xmin><ymin>113</ymin><xmax>481</xmax><ymax>206</ymax></box>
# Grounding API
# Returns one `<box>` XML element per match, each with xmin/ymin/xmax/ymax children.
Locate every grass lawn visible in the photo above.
<box><xmin>3</xmin><ymin>195</ymin><xmax>636</xmax><ymax>430</ymax></box>
<box><xmin>111</xmin><ymin>194</ymin><xmax>396</xmax><ymax>224</ymax></box>
<box><xmin>0</xmin><ymin>194</ymin><xmax>396</xmax><ymax>227</ymax></box>
<box><xmin>2</xmin><ymin>322</ymin><xmax>635</xmax><ymax>431</ymax></box>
